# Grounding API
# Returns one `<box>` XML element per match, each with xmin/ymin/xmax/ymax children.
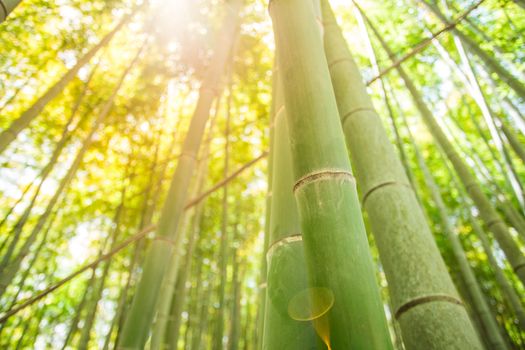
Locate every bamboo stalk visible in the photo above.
<box><xmin>0</xmin><ymin>0</ymin><xmax>23</xmax><ymax>22</ymax></box>
<box><xmin>403</xmin><ymin>109</ymin><xmax>509</xmax><ymax>350</ymax></box>
<box><xmin>262</xmin><ymin>72</ymin><xmax>318</xmax><ymax>350</ymax></box>
<box><xmin>324</xmin><ymin>2</ymin><xmax>481</xmax><ymax>348</ymax></box>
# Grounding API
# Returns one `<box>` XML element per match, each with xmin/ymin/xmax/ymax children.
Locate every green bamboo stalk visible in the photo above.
<box><xmin>111</xmin><ymin>106</ymin><xmax>177</xmax><ymax>349</ymax></box>
<box><xmin>436</xmin><ymin>144</ymin><xmax>525</xmax><ymax>332</ymax></box>
<box><xmin>191</xmin><ymin>267</ymin><xmax>214</xmax><ymax>350</ymax></box>
<box><xmin>60</xmin><ymin>268</ymin><xmax>98</xmax><ymax>350</ymax></box>
<box><xmin>471</xmin><ymin>218</ymin><xmax>525</xmax><ymax>332</ymax></box>
<box><xmin>0</xmin><ymin>0</ymin><xmax>22</xmax><ymax>22</ymax></box>
<box><xmin>324</xmin><ymin>2</ymin><xmax>480</xmax><ymax>348</ymax></box>
<box><xmin>0</xmin><ymin>210</ymin><xmax>57</xmax><ymax>340</ymax></box>
<box><xmin>452</xmin><ymin>37</ymin><xmax>525</xmax><ymax>209</ymax></box>
<box><xmin>255</xmin><ymin>60</ymin><xmax>278</xmax><ymax>350</ymax></box>
<box><xmin>0</xmin><ymin>8</ymin><xmax>137</xmax><ymax>154</ymax></box>
<box><xmin>77</xmin><ymin>181</ymin><xmax>128</xmax><ymax>350</ymax></box>
<box><xmin>151</xmin><ymin>107</ymin><xmax>215</xmax><ymax>350</ymax></box>
<box><xmin>228</xmin><ymin>245</ymin><xmax>242</xmax><ymax>350</ymax></box>
<box><xmin>269</xmin><ymin>0</ymin><xmax>392</xmax><ymax>348</ymax></box>
<box><xmin>164</xmin><ymin>229</ymin><xmax>200</xmax><ymax>350</ymax></box>
<box><xmin>501</xmin><ymin>124</ymin><xmax>525</xmax><ymax>165</ymax></box>
<box><xmin>262</xmin><ymin>72</ymin><xmax>319</xmax><ymax>350</ymax></box>
<box><xmin>162</xmin><ymin>105</ymin><xmax>227</xmax><ymax>349</ymax></box>
<box><xmin>357</xmin><ymin>12</ymin><xmax>421</xmax><ymax>206</ymax></box>
<box><xmin>182</xmin><ymin>248</ymin><xmax>204</xmax><ymax>350</ymax></box>
<box><xmin>403</xmin><ymin>110</ymin><xmax>509</xmax><ymax>350</ymax></box>
<box><xmin>214</xmin><ymin>86</ymin><xmax>233</xmax><ymax>350</ymax></box>
<box><xmin>242</xmin><ymin>295</ymin><xmax>252</xmax><ymax>350</ymax></box>
<box><xmin>118</xmin><ymin>2</ymin><xmax>242</xmax><ymax>348</ymax></box>
<box><xmin>363</xmin><ymin>12</ymin><xmax>525</xmax><ymax>287</ymax></box>
<box><xmin>498</xmin><ymin>200</ymin><xmax>525</xmax><ymax>241</ymax></box>
<box><xmin>419</xmin><ymin>0</ymin><xmax>525</xmax><ymax>101</ymax></box>
<box><xmin>151</xmin><ymin>108</ymin><xmax>216</xmax><ymax>349</ymax></box>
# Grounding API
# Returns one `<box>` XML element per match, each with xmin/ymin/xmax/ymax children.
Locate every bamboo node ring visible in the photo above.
<box><xmin>361</xmin><ymin>181</ymin><xmax>411</xmax><ymax>206</ymax></box>
<box><xmin>341</xmin><ymin>107</ymin><xmax>376</xmax><ymax>125</ymax></box>
<box><xmin>153</xmin><ymin>236</ymin><xmax>176</xmax><ymax>246</ymax></box>
<box><xmin>293</xmin><ymin>169</ymin><xmax>355</xmax><ymax>194</ymax></box>
<box><xmin>266</xmin><ymin>234</ymin><xmax>303</xmax><ymax>262</ymax></box>
<box><xmin>513</xmin><ymin>262</ymin><xmax>525</xmax><ymax>274</ymax></box>
<box><xmin>395</xmin><ymin>294</ymin><xmax>463</xmax><ymax>320</ymax></box>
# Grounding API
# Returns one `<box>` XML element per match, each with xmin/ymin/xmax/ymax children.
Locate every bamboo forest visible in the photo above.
<box><xmin>1</xmin><ymin>0</ymin><xmax>525</xmax><ymax>348</ymax></box>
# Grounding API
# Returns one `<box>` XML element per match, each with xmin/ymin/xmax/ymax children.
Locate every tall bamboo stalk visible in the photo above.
<box><xmin>0</xmin><ymin>8</ymin><xmax>137</xmax><ymax>154</ymax></box>
<box><xmin>362</xmin><ymin>11</ymin><xmax>525</xmax><ymax>287</ymax></box>
<box><xmin>498</xmin><ymin>200</ymin><xmax>525</xmax><ymax>241</ymax></box>
<box><xmin>501</xmin><ymin>124</ymin><xmax>525</xmax><ymax>165</ymax></box>
<box><xmin>118</xmin><ymin>2</ymin><xmax>242</xmax><ymax>348</ymax></box>
<box><xmin>269</xmin><ymin>0</ymin><xmax>392</xmax><ymax>348</ymax></box>
<box><xmin>262</xmin><ymin>73</ymin><xmax>318</xmax><ymax>350</ymax></box>
<box><xmin>0</xmin><ymin>0</ymin><xmax>22</xmax><ymax>22</ymax></box>
<box><xmin>151</xmin><ymin>103</ymin><xmax>217</xmax><ymax>350</ymax></box>
<box><xmin>214</xmin><ymin>86</ymin><xmax>233</xmax><ymax>350</ymax></box>
<box><xmin>60</xmin><ymin>268</ymin><xmax>98</xmax><ymax>350</ymax></box>
<box><xmin>323</xmin><ymin>2</ymin><xmax>481</xmax><ymax>348</ymax></box>
<box><xmin>436</xmin><ymin>141</ymin><xmax>525</xmax><ymax>331</ymax></box>
<box><xmin>255</xmin><ymin>60</ymin><xmax>278</xmax><ymax>350</ymax></box>
<box><xmin>228</xmin><ymin>219</ymin><xmax>242</xmax><ymax>350</ymax></box>
<box><xmin>452</xmin><ymin>36</ymin><xmax>524</xmax><ymax>208</ymax></box>
<box><xmin>77</xmin><ymin>175</ymin><xmax>129</xmax><ymax>350</ymax></box>
<box><xmin>402</xmin><ymin>109</ymin><xmax>509</xmax><ymax>350</ymax></box>
<box><xmin>470</xmin><ymin>218</ymin><xmax>525</xmax><ymax>332</ymax></box>
<box><xmin>111</xmin><ymin>104</ymin><xmax>178</xmax><ymax>349</ymax></box>
<box><xmin>164</xmin><ymin>224</ymin><xmax>201</xmax><ymax>350</ymax></box>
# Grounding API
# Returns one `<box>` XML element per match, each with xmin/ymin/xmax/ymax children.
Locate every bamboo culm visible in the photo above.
<box><xmin>325</xmin><ymin>2</ymin><xmax>481</xmax><ymax>348</ymax></box>
<box><xmin>262</xmin><ymin>72</ymin><xmax>319</xmax><ymax>350</ymax></box>
<box><xmin>0</xmin><ymin>0</ymin><xmax>23</xmax><ymax>22</ymax></box>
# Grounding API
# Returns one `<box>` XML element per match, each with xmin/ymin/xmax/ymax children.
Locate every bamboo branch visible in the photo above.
<box><xmin>365</xmin><ymin>0</ymin><xmax>486</xmax><ymax>86</ymax></box>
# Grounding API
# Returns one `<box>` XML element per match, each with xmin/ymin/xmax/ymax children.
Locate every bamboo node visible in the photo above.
<box><xmin>293</xmin><ymin>169</ymin><xmax>355</xmax><ymax>194</ymax></box>
<box><xmin>179</xmin><ymin>151</ymin><xmax>198</xmax><ymax>161</ymax></box>
<box><xmin>153</xmin><ymin>236</ymin><xmax>176</xmax><ymax>246</ymax></box>
<box><xmin>341</xmin><ymin>107</ymin><xmax>376</xmax><ymax>126</ymax></box>
<box><xmin>266</xmin><ymin>234</ymin><xmax>303</xmax><ymax>262</ymax></box>
<box><xmin>361</xmin><ymin>181</ymin><xmax>411</xmax><ymax>207</ymax></box>
<box><xmin>395</xmin><ymin>294</ymin><xmax>463</xmax><ymax>320</ymax></box>
<box><xmin>328</xmin><ymin>57</ymin><xmax>355</xmax><ymax>70</ymax></box>
<box><xmin>200</xmin><ymin>85</ymin><xmax>220</xmax><ymax>97</ymax></box>
<box><xmin>484</xmin><ymin>218</ymin><xmax>503</xmax><ymax>229</ymax></box>
<box><xmin>513</xmin><ymin>262</ymin><xmax>525</xmax><ymax>274</ymax></box>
